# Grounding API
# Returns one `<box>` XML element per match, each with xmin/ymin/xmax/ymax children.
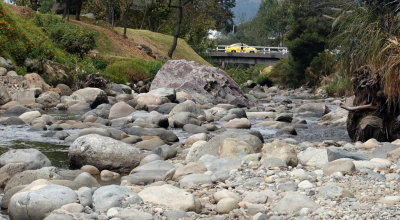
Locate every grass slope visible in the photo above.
<box><xmin>117</xmin><ymin>28</ymin><xmax>211</xmax><ymax>66</ymax></box>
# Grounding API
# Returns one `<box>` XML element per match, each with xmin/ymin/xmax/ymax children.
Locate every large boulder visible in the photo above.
<box><xmin>218</xmin><ymin>138</ymin><xmax>254</xmax><ymax>158</ymax></box>
<box><xmin>193</xmin><ymin>130</ymin><xmax>263</xmax><ymax>161</ymax></box>
<box><xmin>138</xmin><ymin>184</ymin><xmax>197</xmax><ymax>212</ymax></box>
<box><xmin>43</xmin><ymin>60</ymin><xmax>74</xmax><ymax>87</ymax></box>
<box><xmin>0</xmin><ymin>76</ymin><xmax>34</xmax><ymax>104</ymax></box>
<box><xmin>9</xmin><ymin>185</ymin><xmax>77</xmax><ymax>220</ymax></box>
<box><xmin>69</xmin><ymin>134</ymin><xmax>143</xmax><ymax>170</ymax></box>
<box><xmin>71</xmin><ymin>88</ymin><xmax>109</xmax><ymax>109</ymax></box>
<box><xmin>150</xmin><ymin>60</ymin><xmax>253</xmax><ymax>107</ymax></box>
<box><xmin>37</xmin><ymin>91</ymin><xmax>60</xmax><ymax>109</ymax></box>
<box><xmin>0</xmin><ymin>149</ymin><xmax>51</xmax><ymax>170</ymax></box>
<box><xmin>92</xmin><ymin>185</ymin><xmax>143</xmax><ymax>213</ymax></box>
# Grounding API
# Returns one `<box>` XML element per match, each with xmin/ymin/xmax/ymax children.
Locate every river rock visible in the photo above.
<box><xmin>323</xmin><ymin>159</ymin><xmax>356</xmax><ymax>176</ymax></box>
<box><xmin>24</xmin><ymin>73</ymin><xmax>51</xmax><ymax>93</ymax></box>
<box><xmin>216</xmin><ymin>198</ymin><xmax>239</xmax><ymax>214</ymax></box>
<box><xmin>6</xmin><ymin>105</ymin><xmax>28</xmax><ymax>115</ymax></box>
<box><xmin>0</xmin><ymin>163</ymin><xmax>26</xmax><ymax>187</ymax></box>
<box><xmin>19</xmin><ymin>111</ymin><xmax>41</xmax><ymax>124</ymax></box>
<box><xmin>74</xmin><ymin>172</ymin><xmax>100</xmax><ymax>187</ymax></box>
<box><xmin>1</xmin><ymin>185</ymin><xmax>26</xmax><ymax>209</ymax></box>
<box><xmin>172</xmin><ymin>162</ymin><xmax>207</xmax><ymax>181</ymax></box>
<box><xmin>116</xmin><ymin>94</ymin><xmax>134</xmax><ymax>102</ymax></box>
<box><xmin>122</xmin><ymin>126</ymin><xmax>179</xmax><ymax>142</ymax></box>
<box><xmin>80</xmin><ymin>165</ymin><xmax>100</xmax><ymax>175</ymax></box>
<box><xmin>123</xmin><ymin>161</ymin><xmax>174</xmax><ymax>185</ymax></box>
<box><xmin>0</xmin><ymin>149</ymin><xmax>51</xmax><ymax>170</ymax></box>
<box><xmin>0</xmin><ymin>86</ymin><xmax>11</xmax><ymax>105</ymax></box>
<box><xmin>209</xmin><ymin>157</ymin><xmax>241</xmax><ymax>172</ymax></box>
<box><xmin>9</xmin><ymin>185</ymin><xmax>77</xmax><ymax>220</ymax></box>
<box><xmin>92</xmin><ymin>185</ymin><xmax>143</xmax><ymax>213</ymax></box>
<box><xmin>316</xmin><ymin>184</ymin><xmax>355</xmax><ymax>199</ymax></box>
<box><xmin>193</xmin><ymin>130</ymin><xmax>263</xmax><ymax>161</ymax></box>
<box><xmin>164</xmin><ymin>209</ymin><xmax>191</xmax><ymax>219</ymax></box>
<box><xmin>151</xmin><ymin>60</ymin><xmax>252</xmax><ymax>107</ymax></box>
<box><xmin>71</xmin><ymin>88</ymin><xmax>109</xmax><ymax>109</ymax></box>
<box><xmin>218</xmin><ymin>138</ymin><xmax>254</xmax><ymax>158</ymax></box>
<box><xmin>108</xmin><ymin>102</ymin><xmax>135</xmax><ymax>120</ymax></box>
<box><xmin>78</xmin><ymin>127</ymin><xmax>112</xmax><ymax>138</ymax></box>
<box><xmin>139</xmin><ymin>154</ymin><xmax>162</xmax><ymax>166</ymax></box>
<box><xmin>169</xmin><ymin>100</ymin><xmax>206</xmax><ymax>118</ymax></box>
<box><xmin>153</xmin><ymin>103</ymin><xmax>178</xmax><ymax>114</ymax></box>
<box><xmin>37</xmin><ymin>91</ymin><xmax>60</xmax><ymax>109</ymax></box>
<box><xmin>222</xmin><ymin>118</ymin><xmax>251</xmax><ymax>129</ymax></box>
<box><xmin>213</xmin><ymin>190</ymin><xmax>240</xmax><ymax>203</ymax></box>
<box><xmin>77</xmin><ymin>187</ymin><xmax>92</xmax><ymax>207</ymax></box>
<box><xmin>152</xmin><ymin>144</ymin><xmax>177</xmax><ymax>160</ymax></box>
<box><xmin>135</xmin><ymin>138</ymin><xmax>165</xmax><ymax>150</ymax></box>
<box><xmin>69</xmin><ymin>134</ymin><xmax>143</xmax><ymax>170</ymax></box>
<box><xmin>136</xmin><ymin>93</ymin><xmax>168</xmax><ymax>108</ymax></box>
<box><xmin>80</xmin><ymin>104</ymin><xmax>111</xmax><ymax>121</ymax></box>
<box><xmin>372</xmin><ymin>143</ymin><xmax>400</xmax><ymax>159</ymax></box>
<box><xmin>169</xmin><ymin>112</ymin><xmax>202</xmax><ymax>128</ymax></box>
<box><xmin>261</xmin><ymin>140</ymin><xmax>298</xmax><ymax>167</ymax></box>
<box><xmin>297</xmin><ymin>103</ymin><xmax>330</xmax><ymax>117</ymax></box>
<box><xmin>327</xmin><ymin>147</ymin><xmax>369</xmax><ymax>161</ymax></box>
<box><xmin>179</xmin><ymin>173</ymin><xmax>212</xmax><ymax>188</ymax></box>
<box><xmin>273</xmin><ymin>194</ymin><xmax>319</xmax><ymax>213</ymax></box>
<box><xmin>148</xmin><ymin>87</ymin><xmax>176</xmax><ymax>101</ymax></box>
<box><xmin>56</xmin><ymin>84</ymin><xmax>72</xmax><ymax>96</ymax></box>
<box><xmin>260</xmin><ymin>157</ymin><xmax>287</xmax><ymax>168</ymax></box>
<box><xmin>138</xmin><ymin>184</ymin><xmax>197</xmax><ymax>212</ymax></box>
<box><xmin>275</xmin><ymin>126</ymin><xmax>297</xmax><ymax>136</ymax></box>
<box><xmin>243</xmin><ymin>191</ymin><xmax>269</xmax><ymax>204</ymax></box>
<box><xmin>365</xmin><ymin>138</ymin><xmax>379</xmax><ymax>149</ymax></box>
<box><xmin>4</xmin><ymin>167</ymin><xmax>63</xmax><ymax>192</ymax></box>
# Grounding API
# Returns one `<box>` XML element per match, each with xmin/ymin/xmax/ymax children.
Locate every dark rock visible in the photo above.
<box><xmin>0</xmin><ymin>149</ymin><xmax>51</xmax><ymax>170</ymax></box>
<box><xmin>5</xmin><ymin>105</ymin><xmax>28</xmax><ymax>115</ymax></box>
<box><xmin>153</xmin><ymin>103</ymin><xmax>178</xmax><ymax>114</ymax></box>
<box><xmin>0</xmin><ymin>116</ymin><xmax>26</xmax><ymax>125</ymax></box>
<box><xmin>122</xmin><ymin>126</ymin><xmax>179</xmax><ymax>142</ymax></box>
<box><xmin>152</xmin><ymin>144</ymin><xmax>177</xmax><ymax>160</ymax></box>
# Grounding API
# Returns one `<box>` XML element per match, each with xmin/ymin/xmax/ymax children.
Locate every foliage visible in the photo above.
<box><xmin>226</xmin><ymin>68</ymin><xmax>248</xmax><ymax>86</ymax></box>
<box><xmin>330</xmin><ymin>1</ymin><xmax>400</xmax><ymax>105</ymax></box>
<box><xmin>15</xmin><ymin>66</ymin><xmax>28</xmax><ymax>75</ymax></box>
<box><xmin>306</xmin><ymin>51</ymin><xmax>335</xmax><ymax>86</ymax></box>
<box><xmin>325</xmin><ymin>77</ymin><xmax>349</xmax><ymax>97</ymax></box>
<box><xmin>267</xmin><ymin>57</ymin><xmax>287</xmax><ymax>83</ymax></box>
<box><xmin>92</xmin><ymin>58</ymin><xmax>108</xmax><ymax>70</ymax></box>
<box><xmin>147</xmin><ymin>60</ymin><xmax>163</xmax><ymax>80</ymax></box>
<box><xmin>0</xmin><ymin>2</ymin><xmax>60</xmax><ymax>66</ymax></box>
<box><xmin>105</xmin><ymin>58</ymin><xmax>151</xmax><ymax>83</ymax></box>
<box><xmin>33</xmin><ymin>14</ymin><xmax>96</xmax><ymax>57</ymax></box>
<box><xmin>39</xmin><ymin>0</ymin><xmax>56</xmax><ymax>14</ymax></box>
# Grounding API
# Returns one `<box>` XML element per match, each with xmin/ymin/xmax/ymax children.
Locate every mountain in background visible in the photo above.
<box><xmin>232</xmin><ymin>0</ymin><xmax>261</xmax><ymax>24</ymax></box>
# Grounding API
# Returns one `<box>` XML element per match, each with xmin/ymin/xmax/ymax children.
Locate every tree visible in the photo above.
<box><xmin>167</xmin><ymin>0</ymin><xmax>192</xmax><ymax>58</ymax></box>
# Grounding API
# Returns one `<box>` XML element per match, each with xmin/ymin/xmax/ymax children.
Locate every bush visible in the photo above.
<box><xmin>325</xmin><ymin>77</ymin><xmax>350</xmax><ymax>97</ymax></box>
<box><xmin>33</xmin><ymin>14</ymin><xmax>96</xmax><ymax>57</ymax></box>
<box><xmin>15</xmin><ymin>66</ymin><xmax>28</xmax><ymax>76</ymax></box>
<box><xmin>93</xmin><ymin>58</ymin><xmax>108</xmax><ymax>70</ymax></box>
<box><xmin>306</xmin><ymin>51</ymin><xmax>335</xmax><ymax>86</ymax></box>
<box><xmin>268</xmin><ymin>58</ymin><xmax>287</xmax><ymax>83</ymax></box>
<box><xmin>0</xmin><ymin>2</ymin><xmax>56</xmax><ymax>65</ymax></box>
<box><xmin>105</xmin><ymin>59</ymin><xmax>151</xmax><ymax>83</ymax></box>
<box><xmin>226</xmin><ymin>68</ymin><xmax>248</xmax><ymax>86</ymax></box>
<box><xmin>147</xmin><ymin>61</ymin><xmax>164</xmax><ymax>80</ymax></box>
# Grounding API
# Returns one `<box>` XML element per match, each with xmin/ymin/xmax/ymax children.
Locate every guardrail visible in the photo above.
<box><xmin>209</xmin><ymin>45</ymin><xmax>289</xmax><ymax>54</ymax></box>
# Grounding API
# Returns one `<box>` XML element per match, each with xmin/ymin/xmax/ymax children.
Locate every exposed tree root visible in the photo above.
<box><xmin>339</xmin><ymin>103</ymin><xmax>379</xmax><ymax>111</ymax></box>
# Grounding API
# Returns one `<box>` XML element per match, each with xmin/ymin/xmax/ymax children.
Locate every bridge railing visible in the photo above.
<box><xmin>209</xmin><ymin>45</ymin><xmax>289</xmax><ymax>54</ymax></box>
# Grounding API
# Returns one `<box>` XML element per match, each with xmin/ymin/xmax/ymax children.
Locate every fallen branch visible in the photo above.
<box><xmin>339</xmin><ymin>103</ymin><xmax>379</xmax><ymax>111</ymax></box>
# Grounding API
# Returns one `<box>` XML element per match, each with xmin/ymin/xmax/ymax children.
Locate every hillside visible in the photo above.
<box><xmin>1</xmin><ymin>3</ymin><xmax>209</xmax><ymax>86</ymax></box>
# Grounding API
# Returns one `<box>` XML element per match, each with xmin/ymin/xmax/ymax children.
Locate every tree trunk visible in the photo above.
<box><xmin>76</xmin><ymin>0</ymin><xmax>83</xmax><ymax>21</ymax></box>
<box><xmin>123</xmin><ymin>11</ymin><xmax>128</xmax><ymax>38</ymax></box>
<box><xmin>168</xmin><ymin>0</ymin><xmax>183</xmax><ymax>58</ymax></box>
<box><xmin>63</xmin><ymin>0</ymin><xmax>70</xmax><ymax>21</ymax></box>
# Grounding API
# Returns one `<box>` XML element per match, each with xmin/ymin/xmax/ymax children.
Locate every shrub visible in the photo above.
<box><xmin>306</xmin><ymin>51</ymin><xmax>335</xmax><ymax>86</ymax></box>
<box><xmin>226</xmin><ymin>68</ymin><xmax>248</xmax><ymax>86</ymax></box>
<box><xmin>268</xmin><ymin>57</ymin><xmax>287</xmax><ymax>83</ymax></box>
<box><xmin>147</xmin><ymin>61</ymin><xmax>164</xmax><ymax>80</ymax></box>
<box><xmin>325</xmin><ymin>77</ymin><xmax>350</xmax><ymax>97</ymax></box>
<box><xmin>93</xmin><ymin>58</ymin><xmax>108</xmax><ymax>70</ymax></box>
<box><xmin>33</xmin><ymin>14</ymin><xmax>96</xmax><ymax>57</ymax></box>
<box><xmin>105</xmin><ymin>59</ymin><xmax>151</xmax><ymax>83</ymax></box>
<box><xmin>15</xmin><ymin>66</ymin><xmax>28</xmax><ymax>76</ymax></box>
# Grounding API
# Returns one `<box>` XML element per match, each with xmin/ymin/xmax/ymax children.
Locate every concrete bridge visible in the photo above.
<box><xmin>208</xmin><ymin>45</ymin><xmax>289</xmax><ymax>65</ymax></box>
